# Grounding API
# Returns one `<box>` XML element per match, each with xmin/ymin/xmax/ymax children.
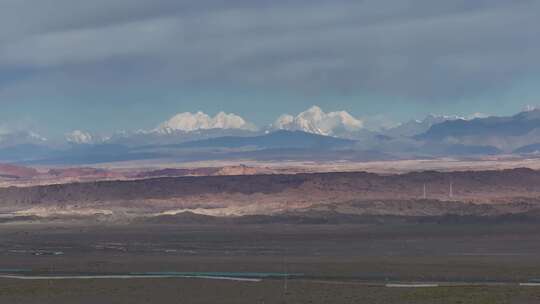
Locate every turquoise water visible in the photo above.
<box><xmin>0</xmin><ymin>269</ymin><xmax>303</xmax><ymax>278</ymax></box>
<box><xmin>129</xmin><ymin>272</ymin><xmax>303</xmax><ymax>278</ymax></box>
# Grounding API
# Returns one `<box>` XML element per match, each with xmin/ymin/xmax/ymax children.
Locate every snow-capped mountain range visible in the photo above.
<box><xmin>15</xmin><ymin>106</ymin><xmax>540</xmax><ymax>164</ymax></box>
<box><xmin>1</xmin><ymin>105</ymin><xmax>482</xmax><ymax>149</ymax></box>
<box><xmin>151</xmin><ymin>106</ymin><xmax>364</xmax><ymax>137</ymax></box>
<box><xmin>155</xmin><ymin>111</ymin><xmax>257</xmax><ymax>134</ymax></box>
<box><xmin>58</xmin><ymin>106</ymin><xmax>367</xmax><ymax>145</ymax></box>
<box><xmin>271</xmin><ymin>106</ymin><xmax>363</xmax><ymax>137</ymax></box>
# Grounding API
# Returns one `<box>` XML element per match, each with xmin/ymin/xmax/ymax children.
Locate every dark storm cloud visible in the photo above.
<box><xmin>0</xmin><ymin>0</ymin><xmax>539</xmax><ymax>99</ymax></box>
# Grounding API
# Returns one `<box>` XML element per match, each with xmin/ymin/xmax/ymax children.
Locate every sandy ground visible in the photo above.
<box><xmin>87</xmin><ymin>156</ymin><xmax>540</xmax><ymax>173</ymax></box>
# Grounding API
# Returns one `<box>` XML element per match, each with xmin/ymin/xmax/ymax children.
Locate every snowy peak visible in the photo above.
<box><xmin>66</xmin><ymin>130</ymin><xmax>95</xmax><ymax>144</ymax></box>
<box><xmin>156</xmin><ymin>111</ymin><xmax>256</xmax><ymax>134</ymax></box>
<box><xmin>386</xmin><ymin>113</ymin><xmax>488</xmax><ymax>137</ymax></box>
<box><xmin>385</xmin><ymin>114</ymin><xmax>453</xmax><ymax>137</ymax></box>
<box><xmin>0</xmin><ymin>129</ymin><xmax>47</xmax><ymax>147</ymax></box>
<box><xmin>272</xmin><ymin>106</ymin><xmax>363</xmax><ymax>136</ymax></box>
<box><xmin>515</xmin><ymin>108</ymin><xmax>540</xmax><ymax>120</ymax></box>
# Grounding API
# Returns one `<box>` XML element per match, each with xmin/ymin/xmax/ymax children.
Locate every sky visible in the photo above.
<box><xmin>1</xmin><ymin>0</ymin><xmax>540</xmax><ymax>138</ymax></box>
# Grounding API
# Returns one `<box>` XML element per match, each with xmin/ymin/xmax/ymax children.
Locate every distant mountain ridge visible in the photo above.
<box><xmin>417</xmin><ymin>109</ymin><xmax>540</xmax><ymax>152</ymax></box>
<box><xmin>5</xmin><ymin>108</ymin><xmax>540</xmax><ymax>164</ymax></box>
<box><xmin>384</xmin><ymin>114</ymin><xmax>464</xmax><ymax>137</ymax></box>
<box><xmin>175</xmin><ymin>130</ymin><xmax>355</xmax><ymax>149</ymax></box>
<box><xmin>419</xmin><ymin>109</ymin><xmax>540</xmax><ymax>140</ymax></box>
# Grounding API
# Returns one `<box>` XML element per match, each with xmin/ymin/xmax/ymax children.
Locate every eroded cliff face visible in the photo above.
<box><xmin>2</xmin><ymin>168</ymin><xmax>540</xmax><ymax>220</ymax></box>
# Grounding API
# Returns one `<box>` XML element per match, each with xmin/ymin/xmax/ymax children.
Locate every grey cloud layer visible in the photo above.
<box><xmin>0</xmin><ymin>0</ymin><xmax>539</xmax><ymax>99</ymax></box>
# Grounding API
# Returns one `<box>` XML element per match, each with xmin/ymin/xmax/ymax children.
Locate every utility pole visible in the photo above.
<box><xmin>423</xmin><ymin>183</ymin><xmax>426</xmax><ymax>199</ymax></box>
<box><xmin>283</xmin><ymin>201</ymin><xmax>289</xmax><ymax>298</ymax></box>
<box><xmin>449</xmin><ymin>180</ymin><xmax>453</xmax><ymax>198</ymax></box>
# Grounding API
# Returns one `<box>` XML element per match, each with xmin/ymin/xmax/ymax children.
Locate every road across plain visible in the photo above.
<box><xmin>2</xmin><ymin>272</ymin><xmax>540</xmax><ymax>288</ymax></box>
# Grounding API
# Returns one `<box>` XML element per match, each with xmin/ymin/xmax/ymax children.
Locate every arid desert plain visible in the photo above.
<box><xmin>2</xmin><ymin>159</ymin><xmax>540</xmax><ymax>303</ymax></box>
